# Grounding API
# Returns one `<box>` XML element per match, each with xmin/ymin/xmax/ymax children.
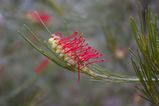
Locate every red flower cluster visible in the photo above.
<box><xmin>26</xmin><ymin>11</ymin><xmax>51</xmax><ymax>24</ymax></box>
<box><xmin>49</xmin><ymin>32</ymin><xmax>104</xmax><ymax>81</ymax></box>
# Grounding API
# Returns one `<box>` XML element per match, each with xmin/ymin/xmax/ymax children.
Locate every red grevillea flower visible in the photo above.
<box><xmin>48</xmin><ymin>32</ymin><xmax>104</xmax><ymax>81</ymax></box>
<box><xmin>26</xmin><ymin>11</ymin><xmax>51</xmax><ymax>24</ymax></box>
<box><xmin>34</xmin><ymin>58</ymin><xmax>49</xmax><ymax>74</ymax></box>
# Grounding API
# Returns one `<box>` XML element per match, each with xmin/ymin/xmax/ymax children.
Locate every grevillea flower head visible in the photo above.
<box><xmin>26</xmin><ymin>11</ymin><xmax>51</xmax><ymax>24</ymax></box>
<box><xmin>34</xmin><ymin>58</ymin><xmax>49</xmax><ymax>74</ymax></box>
<box><xmin>48</xmin><ymin>32</ymin><xmax>104</xmax><ymax>81</ymax></box>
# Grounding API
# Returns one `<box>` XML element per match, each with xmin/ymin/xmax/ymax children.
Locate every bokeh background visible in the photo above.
<box><xmin>0</xmin><ymin>0</ymin><xmax>159</xmax><ymax>106</ymax></box>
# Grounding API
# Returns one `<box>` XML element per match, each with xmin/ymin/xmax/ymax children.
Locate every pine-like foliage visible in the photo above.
<box><xmin>130</xmin><ymin>10</ymin><xmax>159</xmax><ymax>105</ymax></box>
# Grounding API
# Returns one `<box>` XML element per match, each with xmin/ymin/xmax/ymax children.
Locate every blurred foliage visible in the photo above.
<box><xmin>130</xmin><ymin>10</ymin><xmax>159</xmax><ymax>105</ymax></box>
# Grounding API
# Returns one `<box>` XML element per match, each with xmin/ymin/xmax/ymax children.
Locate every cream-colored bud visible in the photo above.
<box><xmin>67</xmin><ymin>59</ymin><xmax>75</xmax><ymax>65</ymax></box>
<box><xmin>56</xmin><ymin>49</ymin><xmax>61</xmax><ymax>54</ymax></box>
<box><xmin>67</xmin><ymin>63</ymin><xmax>71</xmax><ymax>66</ymax></box>
<box><xmin>59</xmin><ymin>53</ymin><xmax>64</xmax><ymax>58</ymax></box>
<box><xmin>51</xmin><ymin>42</ymin><xmax>57</xmax><ymax>49</ymax></box>
<box><xmin>57</xmin><ymin>45</ymin><xmax>62</xmax><ymax>49</ymax></box>
<box><xmin>64</xmin><ymin>54</ymin><xmax>69</xmax><ymax>59</ymax></box>
<box><xmin>64</xmin><ymin>57</ymin><xmax>70</xmax><ymax>61</ymax></box>
<box><xmin>48</xmin><ymin>38</ymin><xmax>54</xmax><ymax>43</ymax></box>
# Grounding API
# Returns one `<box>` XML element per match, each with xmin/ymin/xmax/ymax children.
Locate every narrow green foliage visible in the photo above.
<box><xmin>130</xmin><ymin>10</ymin><xmax>159</xmax><ymax>105</ymax></box>
<box><xmin>18</xmin><ymin>25</ymin><xmax>69</xmax><ymax>69</ymax></box>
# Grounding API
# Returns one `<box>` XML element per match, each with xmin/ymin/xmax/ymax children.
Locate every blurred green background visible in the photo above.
<box><xmin>0</xmin><ymin>0</ymin><xmax>159</xmax><ymax>106</ymax></box>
